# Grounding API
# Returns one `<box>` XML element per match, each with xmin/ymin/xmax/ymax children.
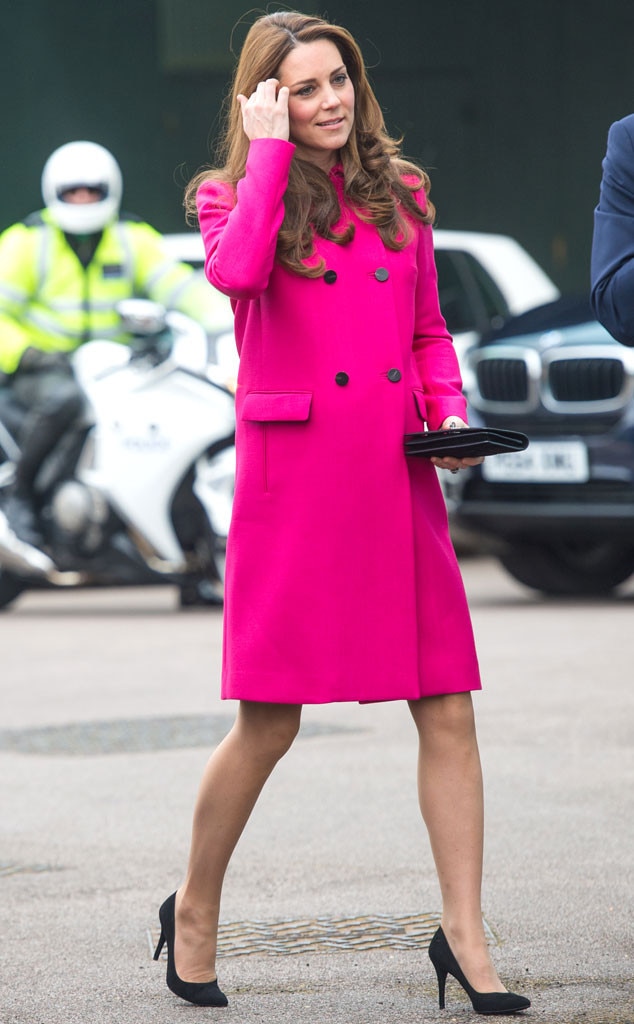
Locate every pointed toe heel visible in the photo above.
<box><xmin>428</xmin><ymin>926</ymin><xmax>530</xmax><ymax>1015</ymax></box>
<box><xmin>155</xmin><ymin>892</ymin><xmax>228</xmax><ymax>1007</ymax></box>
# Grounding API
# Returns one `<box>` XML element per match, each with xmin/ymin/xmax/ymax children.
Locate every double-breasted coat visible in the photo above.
<box><xmin>197</xmin><ymin>138</ymin><xmax>481</xmax><ymax>703</ymax></box>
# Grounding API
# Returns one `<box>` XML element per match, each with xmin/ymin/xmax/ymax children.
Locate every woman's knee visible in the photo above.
<box><xmin>235</xmin><ymin>702</ymin><xmax>302</xmax><ymax>762</ymax></box>
<box><xmin>410</xmin><ymin>692</ymin><xmax>476</xmax><ymax>744</ymax></box>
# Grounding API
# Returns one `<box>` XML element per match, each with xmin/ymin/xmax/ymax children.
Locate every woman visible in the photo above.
<box><xmin>153</xmin><ymin>11</ymin><xmax>530</xmax><ymax>1016</ymax></box>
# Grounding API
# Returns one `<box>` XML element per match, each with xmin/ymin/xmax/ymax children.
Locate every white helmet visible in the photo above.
<box><xmin>41</xmin><ymin>141</ymin><xmax>123</xmax><ymax>234</ymax></box>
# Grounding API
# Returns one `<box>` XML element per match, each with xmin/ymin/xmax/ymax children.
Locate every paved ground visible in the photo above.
<box><xmin>1</xmin><ymin>557</ymin><xmax>633</xmax><ymax>1023</ymax></box>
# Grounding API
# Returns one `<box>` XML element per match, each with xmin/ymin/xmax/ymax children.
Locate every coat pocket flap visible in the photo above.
<box><xmin>241</xmin><ymin>390</ymin><xmax>313</xmax><ymax>422</ymax></box>
<box><xmin>413</xmin><ymin>388</ymin><xmax>427</xmax><ymax>421</ymax></box>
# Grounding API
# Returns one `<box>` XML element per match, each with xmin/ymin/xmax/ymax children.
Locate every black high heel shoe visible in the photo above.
<box><xmin>428</xmin><ymin>926</ymin><xmax>530</xmax><ymax>1015</ymax></box>
<box><xmin>153</xmin><ymin>892</ymin><xmax>228</xmax><ymax>1007</ymax></box>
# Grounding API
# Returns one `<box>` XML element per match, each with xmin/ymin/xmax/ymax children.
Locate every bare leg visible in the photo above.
<box><xmin>174</xmin><ymin>700</ymin><xmax>302</xmax><ymax>982</ymax></box>
<box><xmin>409</xmin><ymin>692</ymin><xmax>506</xmax><ymax>993</ymax></box>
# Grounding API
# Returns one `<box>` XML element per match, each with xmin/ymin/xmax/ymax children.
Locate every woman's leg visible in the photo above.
<box><xmin>173</xmin><ymin>700</ymin><xmax>302</xmax><ymax>982</ymax></box>
<box><xmin>409</xmin><ymin>692</ymin><xmax>506</xmax><ymax>993</ymax></box>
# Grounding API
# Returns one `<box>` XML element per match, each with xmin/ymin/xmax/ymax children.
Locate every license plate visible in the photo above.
<box><xmin>482</xmin><ymin>440</ymin><xmax>589</xmax><ymax>482</ymax></box>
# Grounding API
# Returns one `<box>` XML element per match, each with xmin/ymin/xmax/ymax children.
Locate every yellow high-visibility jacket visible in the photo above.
<box><xmin>0</xmin><ymin>210</ymin><xmax>228</xmax><ymax>374</ymax></box>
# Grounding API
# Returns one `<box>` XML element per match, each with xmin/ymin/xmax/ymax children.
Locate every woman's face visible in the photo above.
<box><xmin>278</xmin><ymin>38</ymin><xmax>355</xmax><ymax>171</ymax></box>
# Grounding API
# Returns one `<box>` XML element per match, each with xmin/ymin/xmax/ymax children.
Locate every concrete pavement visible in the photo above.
<box><xmin>1</xmin><ymin>558</ymin><xmax>632</xmax><ymax>1023</ymax></box>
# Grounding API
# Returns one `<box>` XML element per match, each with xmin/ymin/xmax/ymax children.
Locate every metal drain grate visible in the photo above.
<box><xmin>0</xmin><ymin>861</ymin><xmax>66</xmax><ymax>877</ymax></box>
<box><xmin>150</xmin><ymin>912</ymin><xmax>495</xmax><ymax>958</ymax></box>
<box><xmin>0</xmin><ymin>714</ymin><xmax>360</xmax><ymax>756</ymax></box>
<box><xmin>557</xmin><ymin>1018</ymin><xmax>634</xmax><ymax>1024</ymax></box>
<box><xmin>524</xmin><ymin>1002</ymin><xmax>634</xmax><ymax>1024</ymax></box>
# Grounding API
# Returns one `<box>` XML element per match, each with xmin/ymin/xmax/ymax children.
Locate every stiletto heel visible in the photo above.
<box><xmin>154</xmin><ymin>892</ymin><xmax>228</xmax><ymax>1007</ymax></box>
<box><xmin>428</xmin><ymin>927</ymin><xmax>530</xmax><ymax>1015</ymax></box>
<box><xmin>153</xmin><ymin>928</ymin><xmax>165</xmax><ymax>960</ymax></box>
<box><xmin>433</xmin><ymin>961</ymin><xmax>448</xmax><ymax>1009</ymax></box>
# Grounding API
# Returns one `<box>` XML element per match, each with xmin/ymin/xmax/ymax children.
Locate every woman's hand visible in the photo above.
<box><xmin>237</xmin><ymin>78</ymin><xmax>290</xmax><ymax>142</ymax></box>
<box><xmin>430</xmin><ymin>416</ymin><xmax>485</xmax><ymax>474</ymax></box>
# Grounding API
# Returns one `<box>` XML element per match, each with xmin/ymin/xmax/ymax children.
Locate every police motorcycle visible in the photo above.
<box><xmin>0</xmin><ymin>299</ymin><xmax>236</xmax><ymax>611</ymax></box>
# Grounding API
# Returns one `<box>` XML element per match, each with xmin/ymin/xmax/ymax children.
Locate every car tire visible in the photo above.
<box><xmin>499</xmin><ymin>540</ymin><xmax>634</xmax><ymax>596</ymax></box>
<box><xmin>0</xmin><ymin>570</ymin><xmax>25</xmax><ymax>610</ymax></box>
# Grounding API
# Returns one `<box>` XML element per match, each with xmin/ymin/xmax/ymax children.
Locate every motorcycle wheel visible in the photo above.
<box><xmin>0</xmin><ymin>569</ymin><xmax>25</xmax><ymax>610</ymax></box>
<box><xmin>179</xmin><ymin>577</ymin><xmax>224</xmax><ymax>608</ymax></box>
<box><xmin>499</xmin><ymin>540</ymin><xmax>634</xmax><ymax>596</ymax></box>
<box><xmin>171</xmin><ymin>468</ymin><xmax>225</xmax><ymax>609</ymax></box>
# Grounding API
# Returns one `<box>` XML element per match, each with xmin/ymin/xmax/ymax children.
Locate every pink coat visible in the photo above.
<box><xmin>197</xmin><ymin>139</ymin><xmax>481</xmax><ymax>703</ymax></box>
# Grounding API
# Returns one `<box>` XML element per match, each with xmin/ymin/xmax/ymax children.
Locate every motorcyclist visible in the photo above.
<box><xmin>0</xmin><ymin>141</ymin><xmax>229</xmax><ymax>590</ymax></box>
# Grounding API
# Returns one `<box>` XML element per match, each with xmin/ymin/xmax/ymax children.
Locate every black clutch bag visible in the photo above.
<box><xmin>404</xmin><ymin>426</ymin><xmax>529</xmax><ymax>459</ymax></box>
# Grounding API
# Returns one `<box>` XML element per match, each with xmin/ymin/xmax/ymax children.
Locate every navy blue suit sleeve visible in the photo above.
<box><xmin>591</xmin><ymin>114</ymin><xmax>634</xmax><ymax>345</ymax></box>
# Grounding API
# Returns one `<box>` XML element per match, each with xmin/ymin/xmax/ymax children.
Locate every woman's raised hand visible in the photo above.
<box><xmin>237</xmin><ymin>79</ymin><xmax>290</xmax><ymax>141</ymax></box>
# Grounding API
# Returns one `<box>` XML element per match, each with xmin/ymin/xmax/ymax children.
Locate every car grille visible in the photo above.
<box><xmin>474</xmin><ymin>410</ymin><xmax>623</xmax><ymax>436</ymax></box>
<box><xmin>477</xmin><ymin>358</ymin><xmax>529</xmax><ymax>403</ymax></box>
<box><xmin>470</xmin><ymin>343</ymin><xmax>634</xmax><ymax>415</ymax></box>
<box><xmin>462</xmin><ymin>479</ymin><xmax>634</xmax><ymax>504</ymax></box>
<box><xmin>548</xmin><ymin>358</ymin><xmax>624</xmax><ymax>402</ymax></box>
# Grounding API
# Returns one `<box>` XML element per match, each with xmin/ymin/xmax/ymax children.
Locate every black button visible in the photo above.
<box><xmin>324</xmin><ymin>270</ymin><xmax>338</xmax><ymax>284</ymax></box>
<box><xmin>374</xmin><ymin>267</ymin><xmax>389</xmax><ymax>282</ymax></box>
<box><xmin>335</xmin><ymin>371</ymin><xmax>349</xmax><ymax>386</ymax></box>
<box><xmin>387</xmin><ymin>368</ymin><xmax>402</xmax><ymax>382</ymax></box>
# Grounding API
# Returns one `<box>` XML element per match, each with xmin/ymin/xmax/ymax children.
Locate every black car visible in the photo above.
<box><xmin>447</xmin><ymin>297</ymin><xmax>634</xmax><ymax>595</ymax></box>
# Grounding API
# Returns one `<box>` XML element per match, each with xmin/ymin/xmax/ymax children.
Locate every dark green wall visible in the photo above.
<box><xmin>3</xmin><ymin>0</ymin><xmax>634</xmax><ymax>293</ymax></box>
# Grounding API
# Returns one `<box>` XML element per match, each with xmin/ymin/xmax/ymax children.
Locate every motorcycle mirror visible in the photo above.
<box><xmin>117</xmin><ymin>298</ymin><xmax>168</xmax><ymax>336</ymax></box>
<box><xmin>167</xmin><ymin>310</ymin><xmax>208</xmax><ymax>374</ymax></box>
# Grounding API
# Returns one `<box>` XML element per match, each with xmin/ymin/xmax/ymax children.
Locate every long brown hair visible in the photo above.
<box><xmin>185</xmin><ymin>10</ymin><xmax>434</xmax><ymax>277</ymax></box>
